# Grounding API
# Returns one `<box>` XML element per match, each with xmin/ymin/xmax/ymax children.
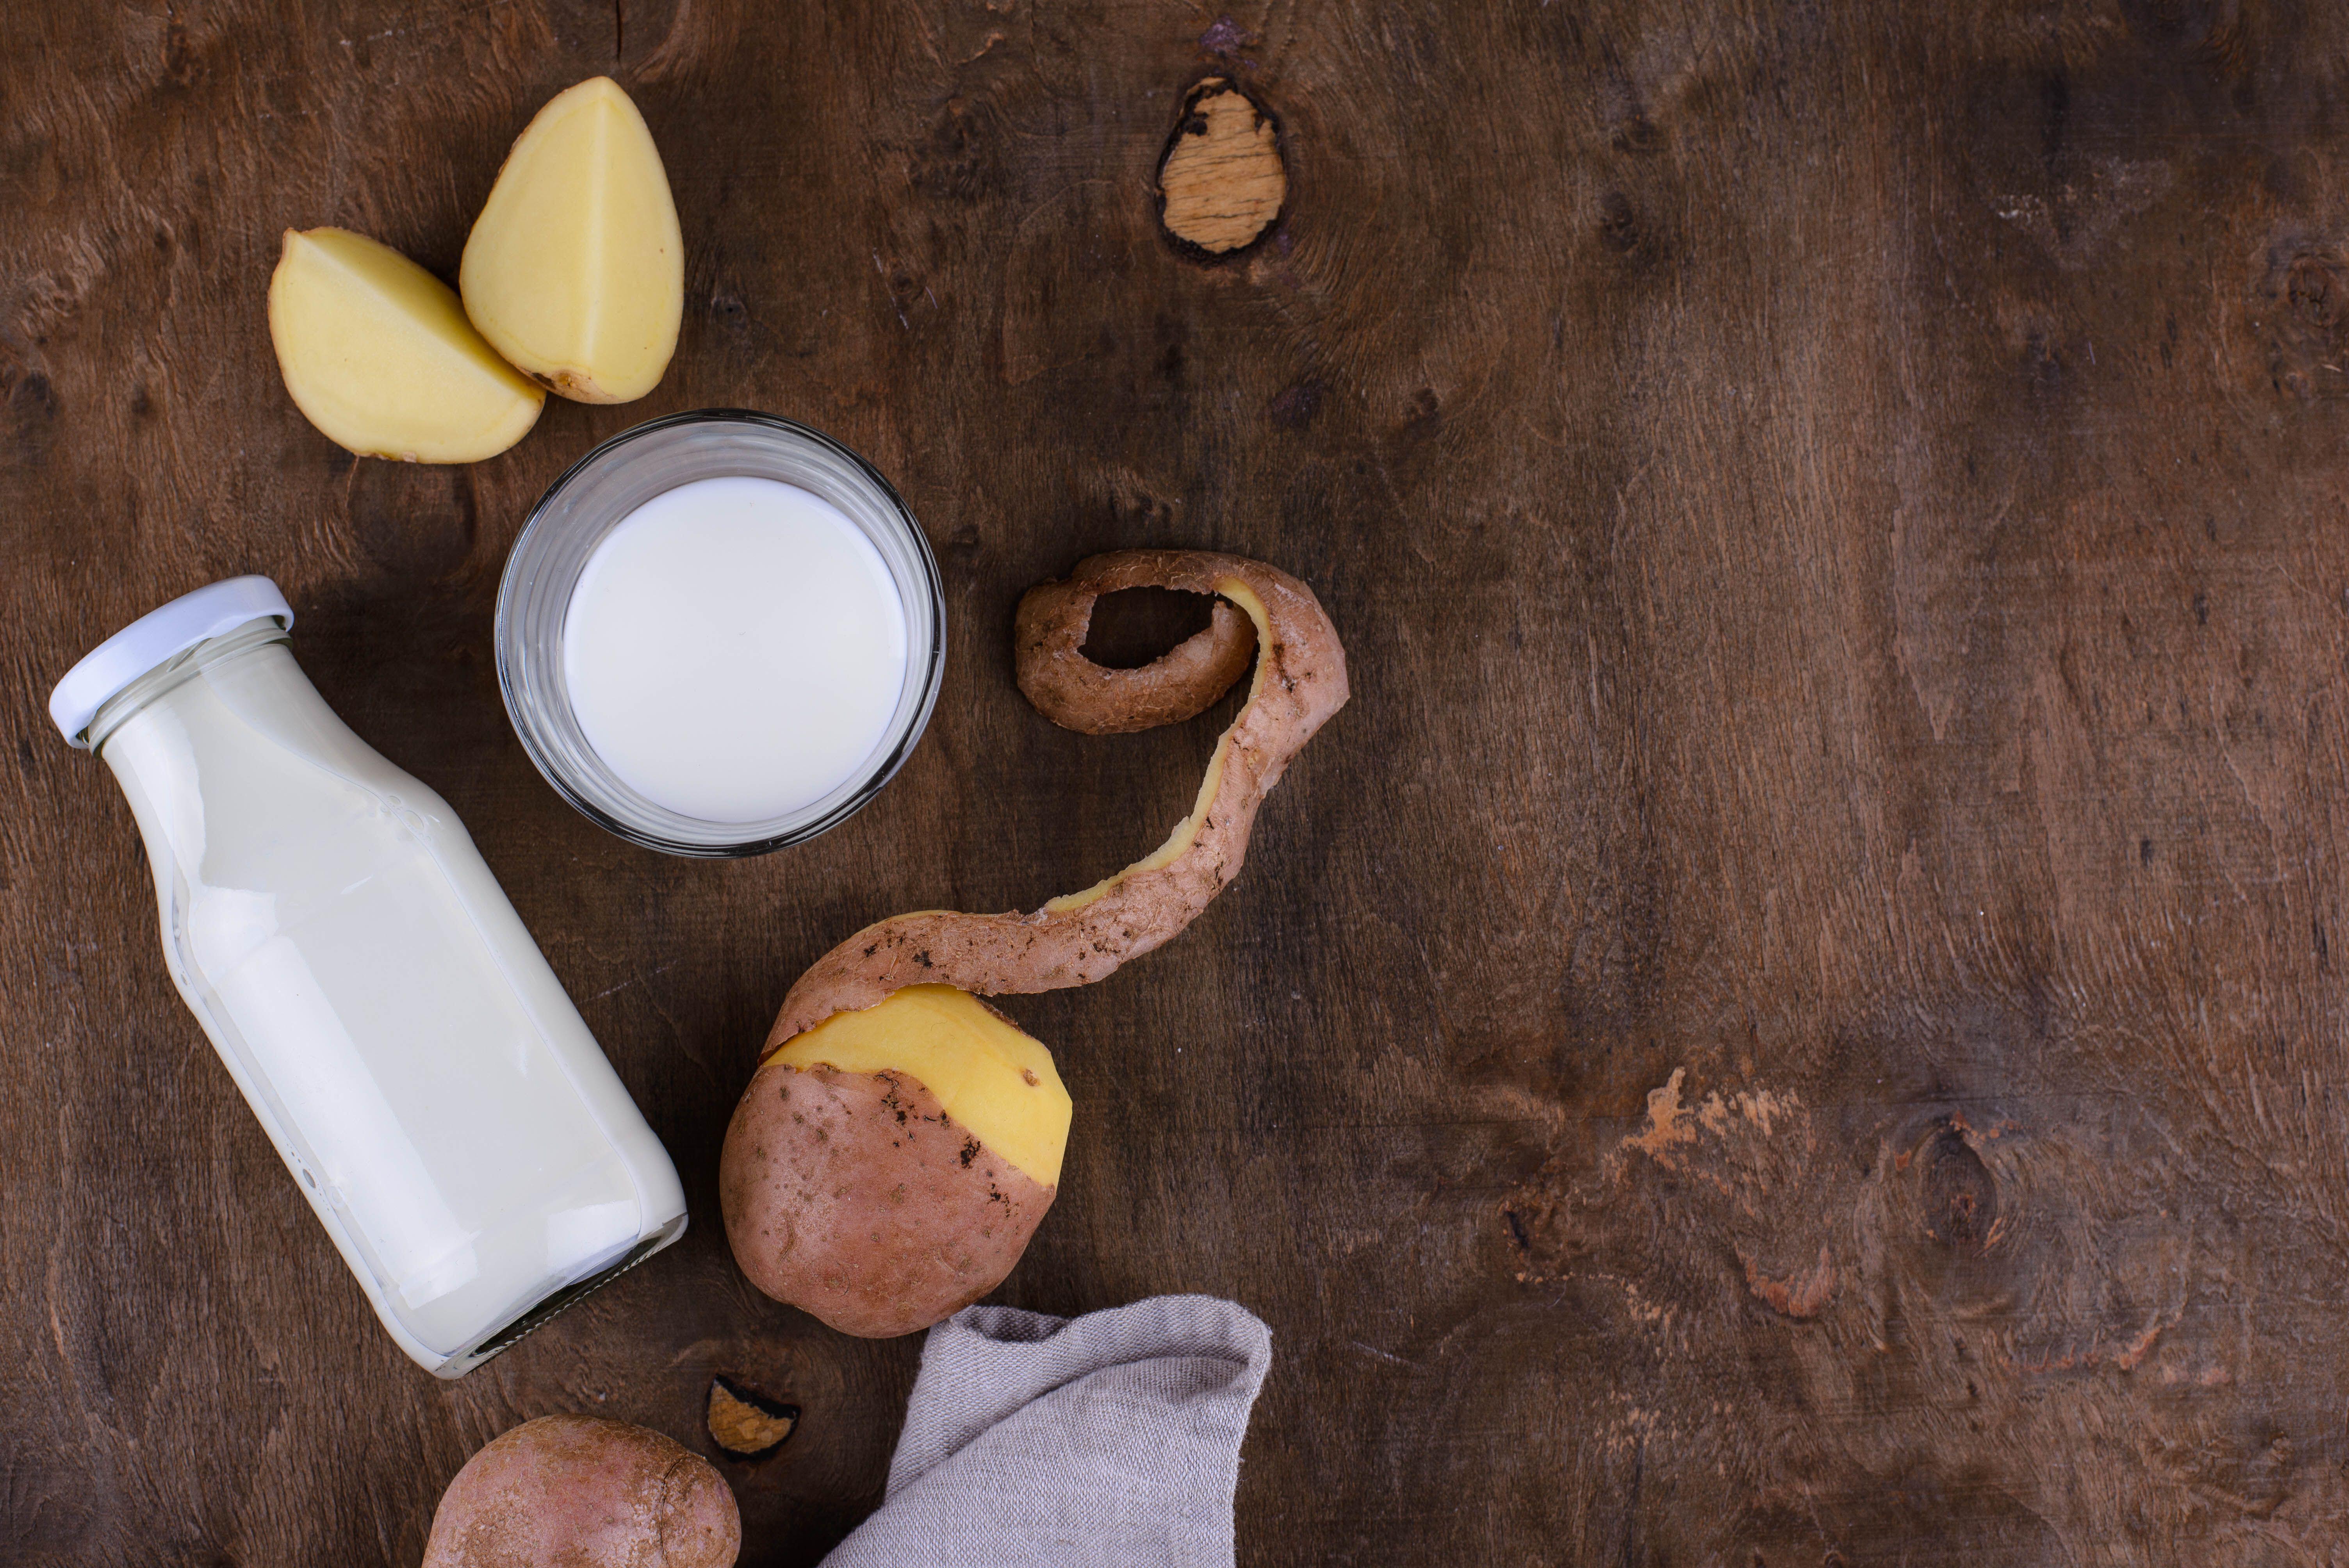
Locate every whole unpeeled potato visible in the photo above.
<box><xmin>422</xmin><ymin>1414</ymin><xmax>739</xmax><ymax>1568</ymax></box>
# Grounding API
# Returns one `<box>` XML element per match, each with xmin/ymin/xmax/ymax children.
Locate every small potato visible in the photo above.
<box><xmin>422</xmin><ymin>1414</ymin><xmax>738</xmax><ymax>1568</ymax></box>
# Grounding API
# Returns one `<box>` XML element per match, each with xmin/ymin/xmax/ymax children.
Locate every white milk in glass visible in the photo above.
<box><xmin>57</xmin><ymin>582</ymin><xmax>686</xmax><ymax>1376</ymax></box>
<box><xmin>561</xmin><ymin>476</ymin><xmax>910</xmax><ymax>823</ymax></box>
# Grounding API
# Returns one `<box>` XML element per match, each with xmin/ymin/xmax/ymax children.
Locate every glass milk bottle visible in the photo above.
<box><xmin>49</xmin><ymin>577</ymin><xmax>687</xmax><ymax>1377</ymax></box>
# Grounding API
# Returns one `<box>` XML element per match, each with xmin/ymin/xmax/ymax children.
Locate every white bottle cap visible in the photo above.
<box><xmin>50</xmin><ymin>576</ymin><xmax>295</xmax><ymax>747</ymax></box>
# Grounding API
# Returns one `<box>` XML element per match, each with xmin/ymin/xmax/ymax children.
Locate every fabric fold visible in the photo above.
<box><xmin>823</xmin><ymin>1294</ymin><xmax>1274</xmax><ymax>1568</ymax></box>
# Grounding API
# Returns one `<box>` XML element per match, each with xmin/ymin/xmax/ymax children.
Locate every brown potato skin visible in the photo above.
<box><xmin>769</xmin><ymin>549</ymin><xmax>1347</xmax><ymax>1044</ymax></box>
<box><xmin>1016</xmin><ymin>584</ymin><xmax>1256</xmax><ymax>734</ymax></box>
<box><xmin>719</xmin><ymin>1062</ymin><xmax>1055</xmax><ymax>1338</ymax></box>
<box><xmin>421</xmin><ymin>1414</ymin><xmax>738</xmax><ymax>1568</ymax></box>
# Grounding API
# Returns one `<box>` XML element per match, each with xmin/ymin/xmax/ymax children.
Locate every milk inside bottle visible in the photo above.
<box><xmin>50</xmin><ymin>576</ymin><xmax>687</xmax><ymax>1377</ymax></box>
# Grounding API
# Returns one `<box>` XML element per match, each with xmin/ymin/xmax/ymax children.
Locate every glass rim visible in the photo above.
<box><xmin>494</xmin><ymin>408</ymin><xmax>945</xmax><ymax>859</ymax></box>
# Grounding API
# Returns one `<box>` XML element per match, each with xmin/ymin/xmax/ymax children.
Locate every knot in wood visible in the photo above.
<box><xmin>1157</xmin><ymin>78</ymin><xmax>1284</xmax><ymax>257</ymax></box>
<box><xmin>1918</xmin><ymin>1125</ymin><xmax>1997</xmax><ymax>1248</ymax></box>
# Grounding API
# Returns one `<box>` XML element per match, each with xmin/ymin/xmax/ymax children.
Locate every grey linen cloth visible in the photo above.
<box><xmin>822</xmin><ymin>1294</ymin><xmax>1274</xmax><ymax>1567</ymax></box>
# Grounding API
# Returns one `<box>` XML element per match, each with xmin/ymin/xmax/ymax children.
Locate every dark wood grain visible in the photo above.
<box><xmin>8</xmin><ymin>0</ymin><xmax>2349</xmax><ymax>1562</ymax></box>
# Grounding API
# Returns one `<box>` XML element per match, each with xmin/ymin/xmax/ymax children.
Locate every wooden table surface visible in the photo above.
<box><xmin>11</xmin><ymin>2</ymin><xmax>2349</xmax><ymax>1562</ymax></box>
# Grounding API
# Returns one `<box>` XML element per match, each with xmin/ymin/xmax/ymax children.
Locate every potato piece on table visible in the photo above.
<box><xmin>268</xmin><ymin>227</ymin><xmax>543</xmax><ymax>463</ymax></box>
<box><xmin>461</xmin><ymin>76</ymin><xmax>683</xmax><ymax>404</ymax></box>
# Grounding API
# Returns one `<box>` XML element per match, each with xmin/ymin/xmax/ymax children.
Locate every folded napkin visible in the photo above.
<box><xmin>822</xmin><ymin>1294</ymin><xmax>1274</xmax><ymax>1568</ymax></box>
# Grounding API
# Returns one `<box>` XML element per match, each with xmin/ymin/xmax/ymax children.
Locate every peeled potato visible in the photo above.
<box><xmin>461</xmin><ymin>76</ymin><xmax>683</xmax><ymax>404</ymax></box>
<box><xmin>422</xmin><ymin>1414</ymin><xmax>738</xmax><ymax>1568</ymax></box>
<box><xmin>267</xmin><ymin>228</ymin><xmax>544</xmax><ymax>463</ymax></box>
<box><xmin>720</xmin><ymin>986</ymin><xmax>1070</xmax><ymax>1338</ymax></box>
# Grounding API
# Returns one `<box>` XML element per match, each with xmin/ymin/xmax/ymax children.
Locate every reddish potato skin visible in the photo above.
<box><xmin>719</xmin><ymin>1062</ymin><xmax>1055</xmax><ymax>1338</ymax></box>
<box><xmin>1016</xmin><ymin>585</ymin><xmax>1256</xmax><ymax>734</ymax></box>
<box><xmin>422</xmin><ymin>1415</ymin><xmax>738</xmax><ymax>1568</ymax></box>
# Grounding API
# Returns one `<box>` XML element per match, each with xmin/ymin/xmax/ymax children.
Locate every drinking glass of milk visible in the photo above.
<box><xmin>49</xmin><ymin>578</ymin><xmax>689</xmax><ymax>1377</ymax></box>
<box><xmin>496</xmin><ymin>410</ymin><xmax>944</xmax><ymax>855</ymax></box>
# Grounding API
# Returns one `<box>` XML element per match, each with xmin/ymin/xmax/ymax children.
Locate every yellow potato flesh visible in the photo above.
<box><xmin>267</xmin><ymin>228</ymin><xmax>544</xmax><ymax>463</ymax></box>
<box><xmin>460</xmin><ymin>76</ymin><xmax>683</xmax><ymax>404</ymax></box>
<box><xmin>766</xmin><ymin>985</ymin><xmax>1072</xmax><ymax>1188</ymax></box>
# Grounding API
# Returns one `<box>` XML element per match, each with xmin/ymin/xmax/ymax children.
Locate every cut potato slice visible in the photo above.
<box><xmin>268</xmin><ymin>228</ymin><xmax>545</xmax><ymax>463</ymax></box>
<box><xmin>460</xmin><ymin>77</ymin><xmax>683</xmax><ymax>404</ymax></box>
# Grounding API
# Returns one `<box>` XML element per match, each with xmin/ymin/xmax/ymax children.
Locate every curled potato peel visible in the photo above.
<box><xmin>723</xmin><ymin>549</ymin><xmax>1345</xmax><ymax>1336</ymax></box>
<box><xmin>766</xmin><ymin>549</ymin><xmax>1349</xmax><ymax>1048</ymax></box>
<box><xmin>1015</xmin><ymin>567</ymin><xmax>1257</xmax><ymax>734</ymax></box>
